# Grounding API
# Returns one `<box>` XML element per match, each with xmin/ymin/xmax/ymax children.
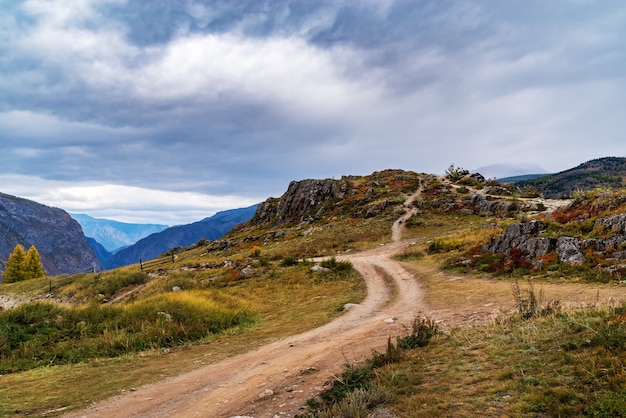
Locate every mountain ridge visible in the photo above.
<box><xmin>515</xmin><ymin>156</ymin><xmax>626</xmax><ymax>198</ymax></box>
<box><xmin>104</xmin><ymin>205</ymin><xmax>258</xmax><ymax>269</ymax></box>
<box><xmin>71</xmin><ymin>214</ymin><xmax>168</xmax><ymax>252</ymax></box>
<box><xmin>0</xmin><ymin>192</ymin><xmax>101</xmax><ymax>277</ymax></box>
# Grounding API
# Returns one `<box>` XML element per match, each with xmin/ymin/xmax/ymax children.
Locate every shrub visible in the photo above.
<box><xmin>320</xmin><ymin>363</ymin><xmax>374</xmax><ymax>405</ymax></box>
<box><xmin>445</xmin><ymin>164</ymin><xmax>469</xmax><ymax>182</ymax></box>
<box><xmin>397</xmin><ymin>315</ymin><xmax>439</xmax><ymax>349</ymax></box>
<box><xmin>512</xmin><ymin>279</ymin><xmax>539</xmax><ymax>320</ymax></box>
<box><xmin>320</xmin><ymin>256</ymin><xmax>353</xmax><ymax>272</ymax></box>
<box><xmin>281</xmin><ymin>255</ymin><xmax>298</xmax><ymax>266</ymax></box>
<box><xmin>427</xmin><ymin>239</ymin><xmax>462</xmax><ymax>254</ymax></box>
<box><xmin>506</xmin><ymin>247</ymin><xmax>529</xmax><ymax>270</ymax></box>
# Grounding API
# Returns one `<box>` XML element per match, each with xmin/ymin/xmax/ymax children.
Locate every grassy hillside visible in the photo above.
<box><xmin>301</xmin><ymin>181</ymin><xmax>626</xmax><ymax>417</ymax></box>
<box><xmin>1</xmin><ymin>170</ymin><xmax>626</xmax><ymax>417</ymax></box>
<box><xmin>0</xmin><ymin>170</ymin><xmax>418</xmax><ymax>416</ymax></box>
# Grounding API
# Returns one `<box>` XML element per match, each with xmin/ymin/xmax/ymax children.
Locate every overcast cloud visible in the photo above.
<box><xmin>1</xmin><ymin>0</ymin><xmax>625</xmax><ymax>225</ymax></box>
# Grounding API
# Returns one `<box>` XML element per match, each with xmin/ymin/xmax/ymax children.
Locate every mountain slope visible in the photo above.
<box><xmin>516</xmin><ymin>156</ymin><xmax>626</xmax><ymax>198</ymax></box>
<box><xmin>0</xmin><ymin>193</ymin><xmax>101</xmax><ymax>277</ymax></box>
<box><xmin>71</xmin><ymin>214</ymin><xmax>168</xmax><ymax>252</ymax></box>
<box><xmin>86</xmin><ymin>237</ymin><xmax>113</xmax><ymax>267</ymax></box>
<box><xmin>105</xmin><ymin>205</ymin><xmax>258</xmax><ymax>269</ymax></box>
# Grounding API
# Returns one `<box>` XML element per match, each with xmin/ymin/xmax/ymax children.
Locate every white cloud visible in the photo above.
<box><xmin>2</xmin><ymin>1</ymin><xmax>626</xmax><ymax>225</ymax></box>
<box><xmin>0</xmin><ymin>175</ymin><xmax>259</xmax><ymax>225</ymax></box>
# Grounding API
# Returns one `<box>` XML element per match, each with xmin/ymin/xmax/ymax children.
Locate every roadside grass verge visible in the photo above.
<box><xmin>301</xmin><ymin>315</ymin><xmax>439</xmax><ymax>417</ymax></box>
<box><xmin>300</xmin><ymin>303</ymin><xmax>626</xmax><ymax>417</ymax></box>
<box><xmin>377</xmin><ymin>304</ymin><xmax>626</xmax><ymax>417</ymax></box>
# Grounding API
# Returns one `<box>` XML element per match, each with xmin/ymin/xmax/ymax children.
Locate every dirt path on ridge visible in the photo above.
<box><xmin>67</xmin><ymin>189</ymin><xmax>428</xmax><ymax>418</ymax></box>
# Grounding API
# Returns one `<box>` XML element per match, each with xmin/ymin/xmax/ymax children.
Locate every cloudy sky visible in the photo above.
<box><xmin>1</xmin><ymin>0</ymin><xmax>625</xmax><ymax>225</ymax></box>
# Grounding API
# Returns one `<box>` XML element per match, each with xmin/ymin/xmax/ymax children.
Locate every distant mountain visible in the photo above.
<box><xmin>0</xmin><ymin>192</ymin><xmax>101</xmax><ymax>277</ymax></box>
<box><xmin>86</xmin><ymin>237</ymin><xmax>113</xmax><ymax>267</ymax></box>
<box><xmin>473</xmin><ymin>163</ymin><xmax>549</xmax><ymax>180</ymax></box>
<box><xmin>105</xmin><ymin>205</ymin><xmax>258</xmax><ymax>269</ymax></box>
<box><xmin>71</xmin><ymin>214</ymin><xmax>168</xmax><ymax>252</ymax></box>
<box><xmin>498</xmin><ymin>174</ymin><xmax>549</xmax><ymax>183</ymax></box>
<box><xmin>515</xmin><ymin>157</ymin><xmax>626</xmax><ymax>198</ymax></box>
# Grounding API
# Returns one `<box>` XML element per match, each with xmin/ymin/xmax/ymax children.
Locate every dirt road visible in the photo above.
<box><xmin>68</xmin><ymin>191</ymin><xmax>427</xmax><ymax>418</ymax></box>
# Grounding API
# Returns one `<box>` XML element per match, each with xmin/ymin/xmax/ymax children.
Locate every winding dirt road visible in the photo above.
<box><xmin>68</xmin><ymin>191</ymin><xmax>427</xmax><ymax>418</ymax></box>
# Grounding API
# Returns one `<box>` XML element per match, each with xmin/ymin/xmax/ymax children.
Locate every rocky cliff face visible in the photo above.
<box><xmin>249</xmin><ymin>170</ymin><xmax>421</xmax><ymax>228</ymax></box>
<box><xmin>251</xmin><ymin>179</ymin><xmax>345</xmax><ymax>227</ymax></box>
<box><xmin>0</xmin><ymin>193</ymin><xmax>101</xmax><ymax>276</ymax></box>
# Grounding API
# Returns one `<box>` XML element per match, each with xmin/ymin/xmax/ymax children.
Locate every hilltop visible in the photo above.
<box><xmin>515</xmin><ymin>156</ymin><xmax>626</xmax><ymax>198</ymax></box>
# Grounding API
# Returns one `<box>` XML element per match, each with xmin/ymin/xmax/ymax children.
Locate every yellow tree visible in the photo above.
<box><xmin>24</xmin><ymin>245</ymin><xmax>45</xmax><ymax>279</ymax></box>
<box><xmin>3</xmin><ymin>244</ymin><xmax>27</xmax><ymax>283</ymax></box>
<box><xmin>2</xmin><ymin>244</ymin><xmax>45</xmax><ymax>283</ymax></box>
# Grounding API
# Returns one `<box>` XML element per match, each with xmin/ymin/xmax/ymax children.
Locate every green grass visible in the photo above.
<box><xmin>0</xmin><ymin>290</ymin><xmax>255</xmax><ymax>373</ymax></box>
<box><xmin>0</xmin><ymin>255</ymin><xmax>364</xmax><ymax>416</ymax></box>
<box><xmin>6</xmin><ymin>176</ymin><xmax>626</xmax><ymax>417</ymax></box>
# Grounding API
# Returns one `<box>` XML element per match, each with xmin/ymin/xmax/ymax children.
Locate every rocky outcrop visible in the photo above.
<box><xmin>482</xmin><ymin>221</ymin><xmax>556</xmax><ymax>259</ymax></box>
<box><xmin>483</xmin><ymin>220</ymin><xmax>585</xmax><ymax>265</ymax></box>
<box><xmin>249</xmin><ymin>170</ymin><xmax>419</xmax><ymax>228</ymax></box>
<box><xmin>250</xmin><ymin>179</ymin><xmax>345</xmax><ymax>227</ymax></box>
<box><xmin>0</xmin><ymin>192</ymin><xmax>101</xmax><ymax>276</ymax></box>
<box><xmin>594</xmin><ymin>213</ymin><xmax>626</xmax><ymax>234</ymax></box>
<box><xmin>466</xmin><ymin>193</ymin><xmax>521</xmax><ymax>216</ymax></box>
<box><xmin>484</xmin><ymin>213</ymin><xmax>626</xmax><ymax>266</ymax></box>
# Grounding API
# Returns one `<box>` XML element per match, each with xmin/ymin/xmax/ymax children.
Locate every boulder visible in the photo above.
<box><xmin>482</xmin><ymin>220</ymin><xmax>548</xmax><ymax>256</ymax></box>
<box><xmin>556</xmin><ymin>237</ymin><xmax>585</xmax><ymax>266</ymax></box>
<box><xmin>469</xmin><ymin>172</ymin><xmax>485</xmax><ymax>183</ymax></box>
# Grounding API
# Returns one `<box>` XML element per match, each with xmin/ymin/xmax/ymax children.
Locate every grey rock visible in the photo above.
<box><xmin>258</xmin><ymin>388</ymin><xmax>274</xmax><ymax>399</ymax></box>
<box><xmin>469</xmin><ymin>172</ymin><xmax>485</xmax><ymax>183</ymax></box>
<box><xmin>594</xmin><ymin>214</ymin><xmax>626</xmax><ymax>234</ymax></box>
<box><xmin>482</xmin><ymin>220</ymin><xmax>548</xmax><ymax>256</ymax></box>
<box><xmin>612</xmin><ymin>251</ymin><xmax>626</xmax><ymax>260</ymax></box>
<box><xmin>556</xmin><ymin>237</ymin><xmax>585</xmax><ymax>266</ymax></box>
